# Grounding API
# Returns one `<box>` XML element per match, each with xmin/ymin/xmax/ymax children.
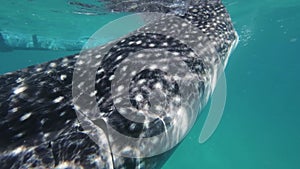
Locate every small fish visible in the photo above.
<box><xmin>0</xmin><ymin>0</ymin><xmax>238</xmax><ymax>168</ymax></box>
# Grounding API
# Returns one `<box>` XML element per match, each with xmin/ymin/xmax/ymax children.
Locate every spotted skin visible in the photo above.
<box><xmin>0</xmin><ymin>1</ymin><xmax>238</xmax><ymax>168</ymax></box>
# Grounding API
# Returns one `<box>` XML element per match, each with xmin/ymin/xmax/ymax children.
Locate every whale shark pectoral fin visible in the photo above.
<box><xmin>199</xmin><ymin>70</ymin><xmax>227</xmax><ymax>144</ymax></box>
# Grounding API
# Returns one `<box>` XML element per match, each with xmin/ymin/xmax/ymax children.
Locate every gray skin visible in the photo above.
<box><xmin>0</xmin><ymin>0</ymin><xmax>238</xmax><ymax>168</ymax></box>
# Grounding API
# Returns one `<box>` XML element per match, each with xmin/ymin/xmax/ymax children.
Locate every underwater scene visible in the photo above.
<box><xmin>0</xmin><ymin>0</ymin><xmax>299</xmax><ymax>169</ymax></box>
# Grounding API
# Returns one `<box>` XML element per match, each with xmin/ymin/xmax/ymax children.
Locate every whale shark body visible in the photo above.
<box><xmin>0</xmin><ymin>0</ymin><xmax>238</xmax><ymax>168</ymax></box>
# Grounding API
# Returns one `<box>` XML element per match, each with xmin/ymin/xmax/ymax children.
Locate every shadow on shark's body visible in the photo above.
<box><xmin>0</xmin><ymin>0</ymin><xmax>238</xmax><ymax>168</ymax></box>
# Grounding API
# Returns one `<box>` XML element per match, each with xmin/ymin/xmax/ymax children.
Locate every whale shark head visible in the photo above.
<box><xmin>73</xmin><ymin>0</ymin><xmax>239</xmax><ymax>165</ymax></box>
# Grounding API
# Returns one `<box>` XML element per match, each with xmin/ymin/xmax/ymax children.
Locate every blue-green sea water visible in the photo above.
<box><xmin>0</xmin><ymin>0</ymin><xmax>299</xmax><ymax>168</ymax></box>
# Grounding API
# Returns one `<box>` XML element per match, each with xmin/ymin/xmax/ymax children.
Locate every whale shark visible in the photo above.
<box><xmin>0</xmin><ymin>0</ymin><xmax>238</xmax><ymax>168</ymax></box>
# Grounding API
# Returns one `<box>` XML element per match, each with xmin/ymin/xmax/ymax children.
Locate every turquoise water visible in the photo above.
<box><xmin>1</xmin><ymin>0</ymin><xmax>300</xmax><ymax>169</ymax></box>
